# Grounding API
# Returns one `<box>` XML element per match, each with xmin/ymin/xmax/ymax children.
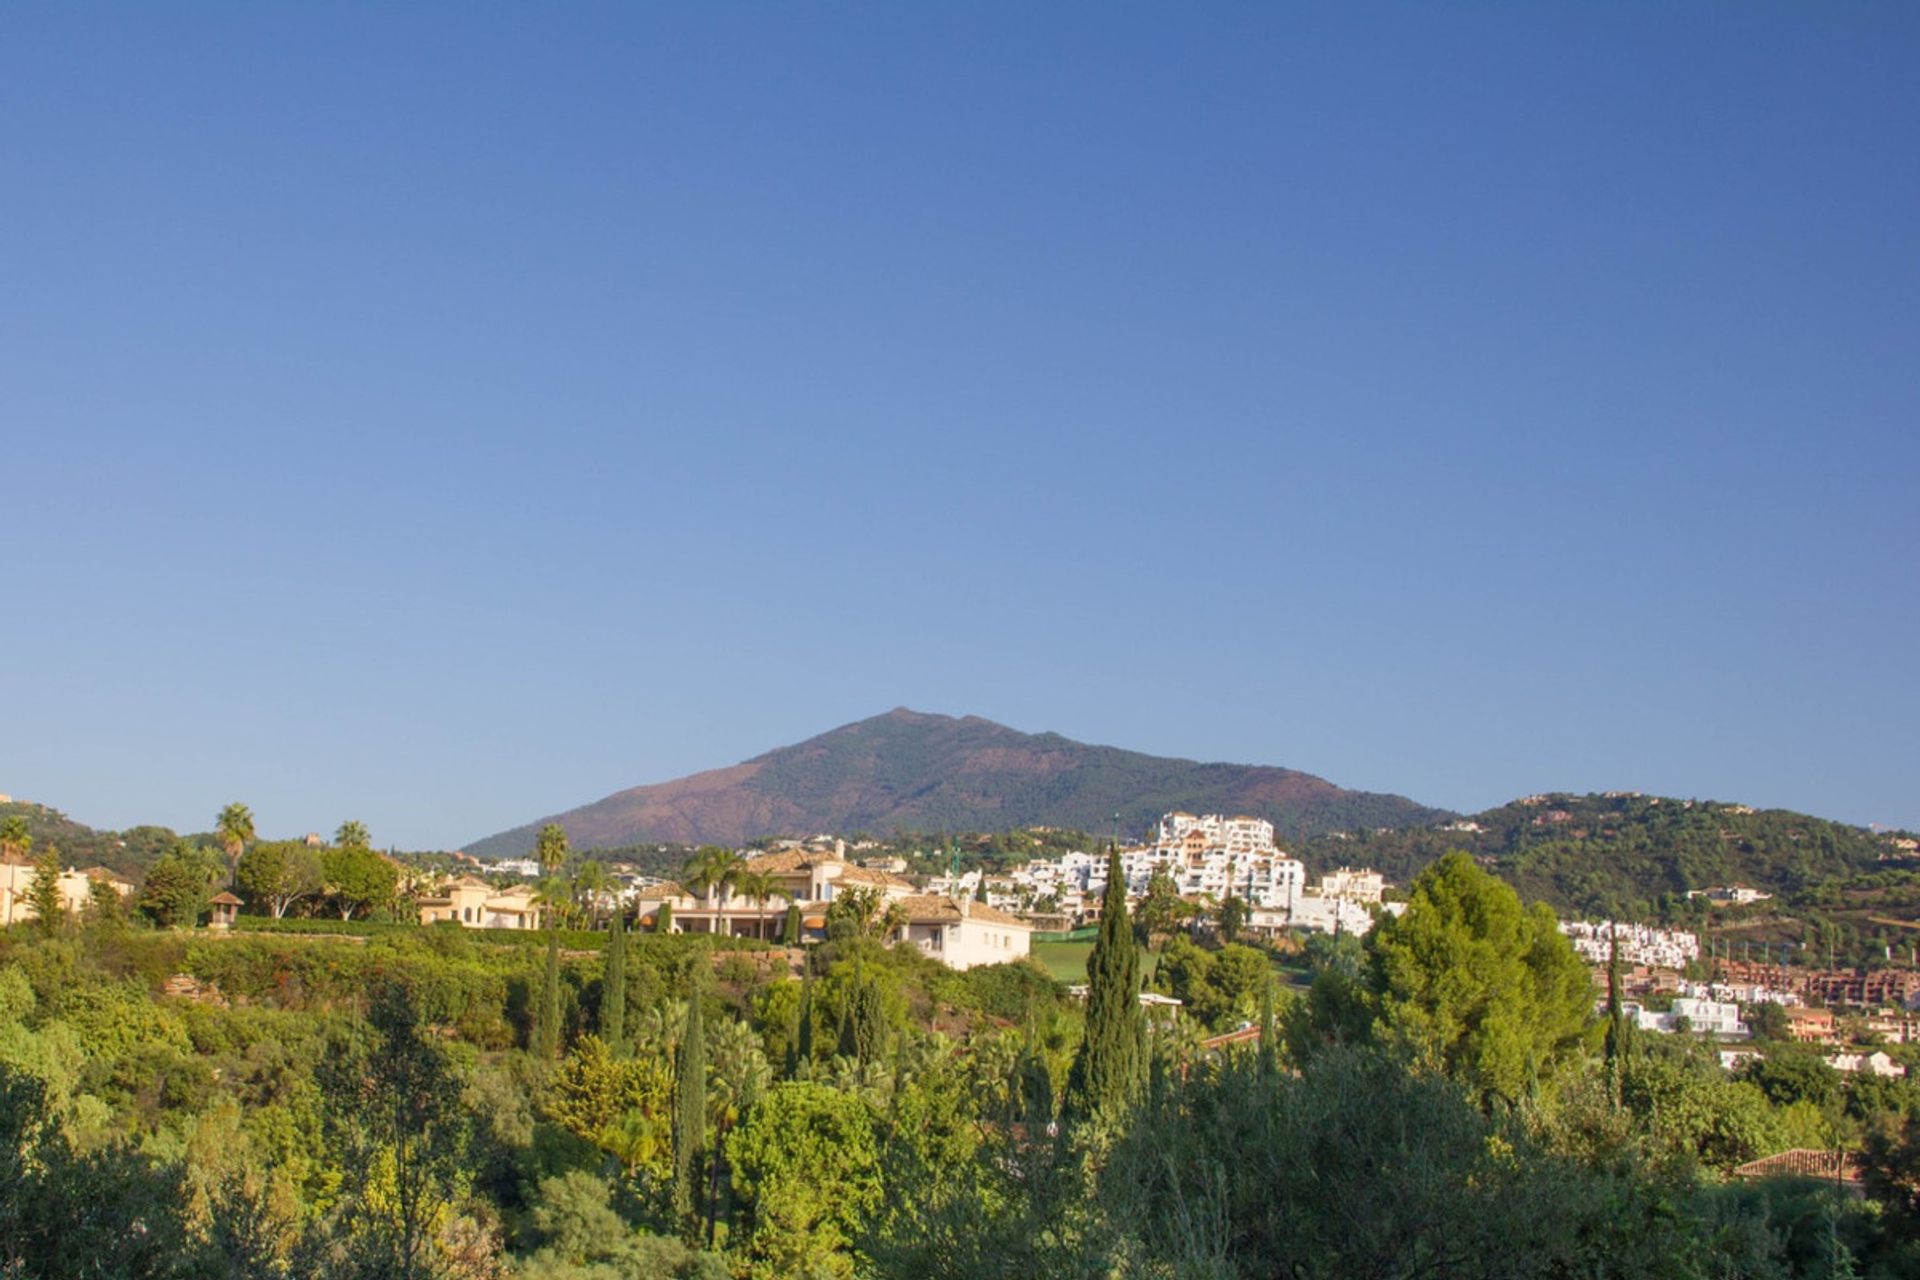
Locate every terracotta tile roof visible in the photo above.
<box><xmin>744</xmin><ymin>850</ymin><xmax>818</xmax><ymax>873</ymax></box>
<box><xmin>1732</xmin><ymin>1149</ymin><xmax>1861</xmax><ymax>1183</ymax></box>
<box><xmin>837</xmin><ymin>865</ymin><xmax>915</xmax><ymax>891</ymax></box>
<box><xmin>635</xmin><ymin>881</ymin><xmax>684</xmax><ymax>899</ymax></box>
<box><xmin>895</xmin><ymin>895</ymin><xmax>1033</xmax><ymax>929</ymax></box>
<box><xmin>965</xmin><ymin>900</ymin><xmax>1035</xmax><ymax>929</ymax></box>
<box><xmin>898</xmin><ymin>895</ymin><xmax>963</xmax><ymax>923</ymax></box>
<box><xmin>209</xmin><ymin>891</ymin><xmax>243</xmax><ymax>906</ymax></box>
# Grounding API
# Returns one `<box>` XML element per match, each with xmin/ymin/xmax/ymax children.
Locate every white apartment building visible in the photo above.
<box><xmin>1317</xmin><ymin>867</ymin><xmax>1385</xmax><ymax>904</ymax></box>
<box><xmin>1561</xmin><ymin>921</ymin><xmax>1700</xmax><ymax>970</ymax></box>
<box><xmin>1618</xmin><ymin>997</ymin><xmax>1748</xmax><ymax>1038</ymax></box>
<box><xmin>1156</xmin><ymin>812</ymin><xmax>1276</xmax><ymax>854</ymax></box>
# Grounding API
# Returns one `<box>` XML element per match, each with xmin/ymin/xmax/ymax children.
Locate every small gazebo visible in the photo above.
<box><xmin>208</xmin><ymin>891</ymin><xmax>242</xmax><ymax>931</ymax></box>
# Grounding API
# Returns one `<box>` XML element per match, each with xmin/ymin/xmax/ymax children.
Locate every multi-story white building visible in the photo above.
<box><xmin>1617</xmin><ymin>997</ymin><xmax>1748</xmax><ymax>1038</ymax></box>
<box><xmin>1156</xmin><ymin>812</ymin><xmax>1276</xmax><ymax>854</ymax></box>
<box><xmin>1317</xmin><ymin>867</ymin><xmax>1385</xmax><ymax>904</ymax></box>
<box><xmin>1561</xmin><ymin>921</ymin><xmax>1700</xmax><ymax>970</ymax></box>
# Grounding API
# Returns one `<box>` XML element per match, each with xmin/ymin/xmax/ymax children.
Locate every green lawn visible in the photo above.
<box><xmin>1032</xmin><ymin>938</ymin><xmax>1159</xmax><ymax>984</ymax></box>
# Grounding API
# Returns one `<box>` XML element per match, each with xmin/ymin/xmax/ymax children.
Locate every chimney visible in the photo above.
<box><xmin>958</xmin><ymin>896</ymin><xmax>972</xmax><ymax>919</ymax></box>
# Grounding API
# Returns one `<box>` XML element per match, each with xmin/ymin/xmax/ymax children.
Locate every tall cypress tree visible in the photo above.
<box><xmin>782</xmin><ymin>901</ymin><xmax>801</xmax><ymax>947</ymax></box>
<box><xmin>792</xmin><ymin>972</ymin><xmax>814</xmax><ymax>1077</ymax></box>
<box><xmin>672</xmin><ymin>976</ymin><xmax>707</xmax><ymax>1237</ymax></box>
<box><xmin>1065</xmin><ymin>845</ymin><xmax>1143</xmax><ymax>1119</ymax></box>
<box><xmin>603</xmin><ymin>906</ymin><xmax>628</xmax><ymax>1055</ymax></box>
<box><xmin>1604</xmin><ymin>925</ymin><xmax>1627</xmax><ymax>1108</ymax></box>
<box><xmin>534</xmin><ymin>927</ymin><xmax>563</xmax><ymax>1060</ymax></box>
<box><xmin>1257</xmin><ymin>976</ymin><xmax>1278</xmax><ymax>1079</ymax></box>
<box><xmin>656</xmin><ymin>900</ymin><xmax>673</xmax><ymax>933</ymax></box>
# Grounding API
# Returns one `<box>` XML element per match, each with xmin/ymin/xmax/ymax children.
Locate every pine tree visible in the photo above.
<box><xmin>1065</xmin><ymin>845</ymin><xmax>1143</xmax><ymax>1119</ymax></box>
<box><xmin>534</xmin><ymin>929</ymin><xmax>562</xmax><ymax>1060</ymax></box>
<box><xmin>672</xmin><ymin>976</ymin><xmax>707</xmax><ymax>1238</ymax></box>
<box><xmin>603</xmin><ymin>907</ymin><xmax>627</xmax><ymax>1056</ymax></box>
<box><xmin>27</xmin><ymin>845</ymin><xmax>64</xmax><ymax>933</ymax></box>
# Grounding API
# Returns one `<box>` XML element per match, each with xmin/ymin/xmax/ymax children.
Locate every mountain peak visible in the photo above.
<box><xmin>464</xmin><ymin>712</ymin><xmax>1449</xmax><ymax>857</ymax></box>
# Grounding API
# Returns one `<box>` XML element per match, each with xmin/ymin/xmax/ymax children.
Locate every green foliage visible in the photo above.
<box><xmin>1298</xmin><ymin>791</ymin><xmax>1903</xmax><ymax>925</ymax></box>
<box><xmin>545</xmin><ymin>1035</ymin><xmax>672</xmax><ymax>1179</ymax></box>
<box><xmin>236</xmin><ymin>839</ymin><xmax>325</xmax><ymax>918</ymax></box>
<box><xmin>535</xmin><ymin>930</ymin><xmax>564</xmax><ymax>1060</ymax></box>
<box><xmin>726</xmin><ymin>1080</ymin><xmax>880</xmax><ymax>1278</ymax></box>
<box><xmin>319</xmin><ymin>843</ymin><xmax>397</xmax><ymax>921</ymax></box>
<box><xmin>0</xmin><ymin>1066</ymin><xmax>205</xmax><ymax>1278</ymax></box>
<box><xmin>1106</xmin><ymin>1044</ymin><xmax>1753</xmax><ymax>1280</ymax></box>
<box><xmin>516</xmin><ymin>1170</ymin><xmax>728</xmax><ymax>1279</ymax></box>
<box><xmin>1065</xmin><ymin>848</ymin><xmax>1142</xmax><ymax>1120</ymax></box>
<box><xmin>781</xmin><ymin>902</ymin><xmax>801</xmax><ymax>947</ymax></box>
<box><xmin>1153</xmin><ymin>936</ymin><xmax>1272</xmax><ymax>1031</ymax></box>
<box><xmin>602</xmin><ymin>908</ymin><xmax>627</xmax><ymax>1055</ymax></box>
<box><xmin>27</xmin><ymin>845</ymin><xmax>64</xmax><ymax>933</ymax></box>
<box><xmin>672</xmin><ymin>977</ymin><xmax>706</xmax><ymax>1236</ymax></box>
<box><xmin>1365</xmin><ymin>851</ymin><xmax>1594</xmax><ymax>1104</ymax></box>
<box><xmin>536</xmin><ymin>824</ymin><xmax>572</xmax><ymax>878</ymax></box>
<box><xmin>309</xmin><ymin>982</ymin><xmax>477</xmax><ymax>1280</ymax></box>
<box><xmin>139</xmin><ymin>842</ymin><xmax>221</xmax><ymax>928</ymax></box>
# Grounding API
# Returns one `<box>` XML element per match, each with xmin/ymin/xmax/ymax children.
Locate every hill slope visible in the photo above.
<box><xmin>464</xmin><ymin>708</ymin><xmax>1450</xmax><ymax>856</ymax></box>
<box><xmin>1294</xmin><ymin>791</ymin><xmax>1917</xmax><ymax>919</ymax></box>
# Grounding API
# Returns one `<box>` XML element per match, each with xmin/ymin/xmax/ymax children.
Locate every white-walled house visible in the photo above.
<box><xmin>895</xmin><ymin>895</ymin><xmax>1034</xmax><ymax>969</ymax></box>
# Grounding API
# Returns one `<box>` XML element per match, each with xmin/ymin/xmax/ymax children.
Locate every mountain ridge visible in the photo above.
<box><xmin>462</xmin><ymin>707</ymin><xmax>1452</xmax><ymax>856</ymax></box>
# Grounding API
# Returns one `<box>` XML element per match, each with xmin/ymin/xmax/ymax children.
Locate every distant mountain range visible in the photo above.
<box><xmin>463</xmin><ymin>708</ymin><xmax>1452</xmax><ymax>857</ymax></box>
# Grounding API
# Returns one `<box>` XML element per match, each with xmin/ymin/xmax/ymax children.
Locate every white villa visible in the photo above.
<box><xmin>633</xmin><ymin>848</ymin><xmax>1033</xmax><ymax>971</ymax></box>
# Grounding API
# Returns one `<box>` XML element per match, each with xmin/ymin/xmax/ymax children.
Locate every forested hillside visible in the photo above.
<box><xmin>0</xmin><ymin>799</ymin><xmax>199</xmax><ymax>878</ymax></box>
<box><xmin>1298</xmin><ymin>792</ymin><xmax>1917</xmax><ymax>944</ymax></box>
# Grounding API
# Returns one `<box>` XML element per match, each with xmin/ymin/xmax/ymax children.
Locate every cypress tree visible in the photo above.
<box><xmin>1257</xmin><ymin>976</ymin><xmax>1277</xmax><ymax>1079</ymax></box>
<box><xmin>1604</xmin><ymin>925</ymin><xmax>1627</xmax><ymax>1108</ymax></box>
<box><xmin>603</xmin><ymin>906</ymin><xmax>628</xmax><ymax>1055</ymax></box>
<box><xmin>534</xmin><ymin>928</ymin><xmax>563</xmax><ymax>1059</ymax></box>
<box><xmin>782</xmin><ymin>901</ymin><xmax>802</xmax><ymax>946</ymax></box>
<box><xmin>672</xmin><ymin>977</ymin><xmax>707</xmax><ymax>1237</ymax></box>
<box><xmin>27</xmin><ymin>845</ymin><xmax>64</xmax><ymax>933</ymax></box>
<box><xmin>792</xmin><ymin>972</ymin><xmax>814</xmax><ymax>1076</ymax></box>
<box><xmin>1065</xmin><ymin>845</ymin><xmax>1143</xmax><ymax>1119</ymax></box>
<box><xmin>656</xmin><ymin>900</ymin><xmax>673</xmax><ymax>934</ymax></box>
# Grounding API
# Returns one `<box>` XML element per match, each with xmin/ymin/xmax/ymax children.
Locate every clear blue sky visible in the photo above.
<box><xmin>4</xmin><ymin>3</ymin><xmax>1916</xmax><ymax>848</ymax></box>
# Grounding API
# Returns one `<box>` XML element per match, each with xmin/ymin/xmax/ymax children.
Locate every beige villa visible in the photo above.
<box><xmin>633</xmin><ymin>848</ymin><xmax>1033</xmax><ymax>971</ymax></box>
<box><xmin>0</xmin><ymin>856</ymin><xmax>135</xmax><ymax>926</ymax></box>
<box><xmin>416</xmin><ymin>876</ymin><xmax>544</xmax><ymax>929</ymax></box>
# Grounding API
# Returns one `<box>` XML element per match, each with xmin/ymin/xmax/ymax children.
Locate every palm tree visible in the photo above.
<box><xmin>573</xmin><ymin>859</ymin><xmax>610</xmax><ymax>929</ymax></box>
<box><xmin>681</xmin><ymin>846</ymin><xmax>745</xmax><ymax>937</ymax></box>
<box><xmin>335</xmin><ymin>819</ymin><xmax>371</xmax><ymax>849</ymax></box>
<box><xmin>733</xmin><ymin>868</ymin><xmax>779</xmax><ymax>941</ymax></box>
<box><xmin>534</xmin><ymin>823</ymin><xmax>570</xmax><ymax>880</ymax></box>
<box><xmin>216</xmin><ymin>802</ymin><xmax>255</xmax><ymax>888</ymax></box>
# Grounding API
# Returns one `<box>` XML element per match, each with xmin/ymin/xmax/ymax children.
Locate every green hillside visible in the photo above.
<box><xmin>1298</xmin><ymin>792</ymin><xmax>1919</xmax><ymax>963</ymax></box>
<box><xmin>0</xmin><ymin>800</ymin><xmax>196</xmax><ymax>878</ymax></box>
